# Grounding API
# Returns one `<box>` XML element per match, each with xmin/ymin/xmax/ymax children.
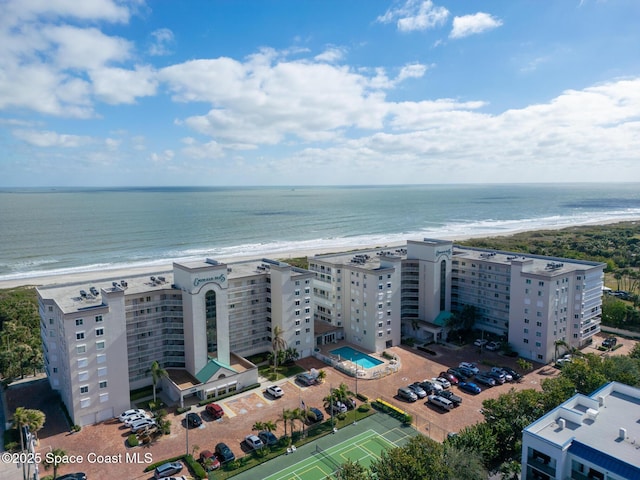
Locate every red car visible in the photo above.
<box><xmin>205</xmin><ymin>403</ymin><xmax>224</xmax><ymax>419</ymax></box>
<box><xmin>439</xmin><ymin>371</ymin><xmax>459</xmax><ymax>385</ymax></box>
<box><xmin>199</xmin><ymin>450</ymin><xmax>220</xmax><ymax>471</ymax></box>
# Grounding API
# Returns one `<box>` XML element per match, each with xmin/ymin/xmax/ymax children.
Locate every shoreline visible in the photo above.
<box><xmin>1</xmin><ymin>218</ymin><xmax>638</xmax><ymax>290</ymax></box>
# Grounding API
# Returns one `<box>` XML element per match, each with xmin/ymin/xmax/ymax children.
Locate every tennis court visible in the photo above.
<box><xmin>231</xmin><ymin>414</ymin><xmax>418</xmax><ymax>480</ymax></box>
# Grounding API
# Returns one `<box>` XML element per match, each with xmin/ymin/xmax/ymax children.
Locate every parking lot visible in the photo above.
<box><xmin>10</xmin><ymin>333</ymin><xmax>635</xmax><ymax>480</ymax></box>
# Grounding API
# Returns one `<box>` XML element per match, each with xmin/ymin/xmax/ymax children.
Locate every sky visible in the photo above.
<box><xmin>1</xmin><ymin>0</ymin><xmax>639</xmax><ymax>187</ymax></box>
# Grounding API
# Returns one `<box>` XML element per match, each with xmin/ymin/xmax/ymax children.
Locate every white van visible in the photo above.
<box><xmin>130</xmin><ymin>418</ymin><xmax>156</xmax><ymax>433</ymax></box>
<box><xmin>428</xmin><ymin>394</ymin><xmax>453</xmax><ymax>411</ymax></box>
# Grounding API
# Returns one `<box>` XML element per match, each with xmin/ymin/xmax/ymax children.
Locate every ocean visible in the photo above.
<box><xmin>1</xmin><ymin>183</ymin><xmax>640</xmax><ymax>282</ymax></box>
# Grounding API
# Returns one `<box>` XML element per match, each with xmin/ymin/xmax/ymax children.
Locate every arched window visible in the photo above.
<box><xmin>206</xmin><ymin>290</ymin><xmax>217</xmax><ymax>358</ymax></box>
<box><xmin>440</xmin><ymin>259</ymin><xmax>447</xmax><ymax>311</ymax></box>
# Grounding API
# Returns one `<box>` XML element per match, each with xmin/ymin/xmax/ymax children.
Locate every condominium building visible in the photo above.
<box><xmin>451</xmin><ymin>246</ymin><xmax>605</xmax><ymax>363</ymax></box>
<box><xmin>521</xmin><ymin>381</ymin><xmax>640</xmax><ymax>480</ymax></box>
<box><xmin>38</xmin><ymin>257</ymin><xmax>313</xmax><ymax>426</ymax></box>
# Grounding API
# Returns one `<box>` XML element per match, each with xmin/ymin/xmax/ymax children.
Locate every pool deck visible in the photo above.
<box><xmin>314</xmin><ymin>341</ymin><xmax>400</xmax><ymax>380</ymax></box>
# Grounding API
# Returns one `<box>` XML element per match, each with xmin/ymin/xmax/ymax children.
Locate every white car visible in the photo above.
<box><xmin>124</xmin><ymin>413</ymin><xmax>151</xmax><ymax>427</ymax></box>
<box><xmin>266</xmin><ymin>385</ymin><xmax>284</xmax><ymax>398</ymax></box>
<box><xmin>432</xmin><ymin>377</ymin><xmax>451</xmax><ymax>389</ymax></box>
<box><xmin>459</xmin><ymin>362</ymin><xmax>480</xmax><ymax>374</ymax></box>
<box><xmin>474</xmin><ymin>339</ymin><xmax>488</xmax><ymax>347</ymax></box>
<box><xmin>422</xmin><ymin>379</ymin><xmax>443</xmax><ymax>392</ymax></box>
<box><xmin>157</xmin><ymin>477</ymin><xmax>187</xmax><ymax>480</ymax></box>
<box><xmin>118</xmin><ymin>409</ymin><xmax>147</xmax><ymax>422</ymax></box>
<box><xmin>245</xmin><ymin>434</ymin><xmax>264</xmax><ymax>450</ymax></box>
<box><xmin>130</xmin><ymin>418</ymin><xmax>156</xmax><ymax>433</ymax></box>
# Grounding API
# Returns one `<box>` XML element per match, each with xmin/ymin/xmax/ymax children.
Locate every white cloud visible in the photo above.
<box><xmin>148</xmin><ymin>28</ymin><xmax>175</xmax><ymax>56</ymax></box>
<box><xmin>90</xmin><ymin>65</ymin><xmax>158</xmax><ymax>104</ymax></box>
<box><xmin>150</xmin><ymin>149</ymin><xmax>175</xmax><ymax>165</ymax></box>
<box><xmin>450</xmin><ymin>12</ymin><xmax>503</xmax><ymax>39</ymax></box>
<box><xmin>377</xmin><ymin>0</ymin><xmax>449</xmax><ymax>32</ymax></box>
<box><xmin>12</xmin><ymin>129</ymin><xmax>93</xmax><ymax>147</ymax></box>
<box><xmin>314</xmin><ymin>47</ymin><xmax>346</xmax><ymax>63</ymax></box>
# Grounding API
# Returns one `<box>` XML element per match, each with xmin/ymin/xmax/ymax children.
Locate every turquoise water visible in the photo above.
<box><xmin>330</xmin><ymin>346</ymin><xmax>383</xmax><ymax>369</ymax></box>
<box><xmin>1</xmin><ymin>184</ymin><xmax>640</xmax><ymax>281</ymax></box>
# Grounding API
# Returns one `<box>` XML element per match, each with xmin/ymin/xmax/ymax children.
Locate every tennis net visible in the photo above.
<box><xmin>315</xmin><ymin>444</ymin><xmax>341</xmax><ymax>471</ymax></box>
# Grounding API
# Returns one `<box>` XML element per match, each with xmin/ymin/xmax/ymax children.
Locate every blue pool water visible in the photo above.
<box><xmin>330</xmin><ymin>346</ymin><xmax>383</xmax><ymax>369</ymax></box>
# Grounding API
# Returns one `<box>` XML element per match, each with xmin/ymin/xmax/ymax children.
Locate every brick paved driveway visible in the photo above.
<box><xmin>6</xmin><ymin>333</ymin><xmax>635</xmax><ymax>480</ymax></box>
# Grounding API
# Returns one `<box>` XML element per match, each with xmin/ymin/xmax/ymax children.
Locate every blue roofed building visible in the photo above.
<box><xmin>521</xmin><ymin>382</ymin><xmax>640</xmax><ymax>480</ymax></box>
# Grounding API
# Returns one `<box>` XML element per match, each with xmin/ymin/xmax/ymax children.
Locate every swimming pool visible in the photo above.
<box><xmin>329</xmin><ymin>346</ymin><xmax>383</xmax><ymax>369</ymax></box>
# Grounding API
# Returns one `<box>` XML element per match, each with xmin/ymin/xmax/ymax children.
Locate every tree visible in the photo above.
<box><xmin>540</xmin><ymin>376</ymin><xmax>577</xmax><ymax>412</ymax></box>
<box><xmin>252</xmin><ymin>421</ymin><xmax>266</xmax><ymax>432</ymax></box>
<box><xmin>370</xmin><ymin>435</ymin><xmax>447</xmax><ymax>480</ymax></box>
<box><xmin>554</xmin><ymin>339</ymin><xmax>569</xmax><ymax>361</ymax></box>
<box><xmin>498</xmin><ymin>460</ymin><xmax>522</xmax><ymax>480</ymax></box>
<box><xmin>284</xmin><ymin>347</ymin><xmax>299</xmax><ymax>365</ymax></box>
<box><xmin>271</xmin><ymin>325</ymin><xmax>287</xmax><ymax>374</ymax></box>
<box><xmin>629</xmin><ymin>342</ymin><xmax>640</xmax><ymax>359</ymax></box>
<box><xmin>261</xmin><ymin>420</ymin><xmax>277</xmax><ymax>433</ymax></box>
<box><xmin>442</xmin><ymin>445</ymin><xmax>487</xmax><ymax>480</ymax></box>
<box><xmin>316</xmin><ymin>369</ymin><xmax>327</xmax><ymax>383</ymax></box>
<box><xmin>43</xmin><ymin>447</ymin><xmax>67</xmax><ymax>479</ymax></box>
<box><xmin>336</xmin><ymin>459</ymin><xmax>370</xmax><ymax>480</ymax></box>
<box><xmin>446</xmin><ymin>422</ymin><xmax>499</xmax><ymax>470</ymax></box>
<box><xmin>150</xmin><ymin>360</ymin><xmax>168</xmax><ymax>404</ymax></box>
<box><xmin>12</xmin><ymin>407</ymin><xmax>45</xmax><ymax>444</ymax></box>
<box><xmin>278</xmin><ymin>408</ymin><xmax>294</xmax><ymax>438</ymax></box>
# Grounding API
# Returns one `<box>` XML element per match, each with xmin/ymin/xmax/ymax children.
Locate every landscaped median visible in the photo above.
<box><xmin>373</xmin><ymin>398</ymin><xmax>412</xmax><ymax>425</ymax></box>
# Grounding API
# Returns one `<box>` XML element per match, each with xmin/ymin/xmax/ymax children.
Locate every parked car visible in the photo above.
<box><xmin>245</xmin><ymin>434</ymin><xmax>265</xmax><ymax>450</ymax></box>
<box><xmin>474</xmin><ymin>339</ymin><xmax>488</xmax><ymax>347</ymax></box>
<box><xmin>432</xmin><ymin>377</ymin><xmax>451</xmax><ymax>389</ymax></box>
<box><xmin>330</xmin><ymin>401</ymin><xmax>348</xmax><ymax>413</ymax></box>
<box><xmin>205</xmin><ymin>402</ymin><xmax>224</xmax><ymax>419</ymax></box>
<box><xmin>475</xmin><ymin>373</ymin><xmax>497</xmax><ymax>387</ymax></box>
<box><xmin>457</xmin><ymin>366</ymin><xmax>476</xmax><ymax>378</ymax></box>
<box><xmin>459</xmin><ymin>362</ymin><xmax>480</xmax><ymax>374</ymax></box>
<box><xmin>130</xmin><ymin>418</ymin><xmax>157</xmax><ymax>433</ymax></box>
<box><xmin>420</xmin><ymin>379</ymin><xmax>442</xmax><ymax>392</ymax></box>
<box><xmin>57</xmin><ymin>474</ymin><xmax>87</xmax><ymax>480</ymax></box>
<box><xmin>407</xmin><ymin>382</ymin><xmax>427</xmax><ymax>398</ymax></box>
<box><xmin>427</xmin><ymin>394</ymin><xmax>454</xmax><ymax>411</ymax></box>
<box><xmin>215</xmin><ymin>442</ymin><xmax>236</xmax><ymax>463</ymax></box>
<box><xmin>487</xmin><ymin>370</ymin><xmax>506</xmax><ymax>384</ymax></box>
<box><xmin>124</xmin><ymin>413</ymin><xmax>151</xmax><ymax>427</ymax></box>
<box><xmin>296</xmin><ymin>372</ymin><xmax>317</xmax><ymax>386</ymax></box>
<box><xmin>448</xmin><ymin>367</ymin><xmax>471</xmax><ymax>380</ymax></box>
<box><xmin>397</xmin><ymin>387</ymin><xmax>418</xmax><ymax>402</ymax></box>
<box><xmin>485</xmin><ymin>341</ymin><xmax>501</xmax><ymax>351</ymax></box>
<box><xmin>439</xmin><ymin>371</ymin><xmax>459</xmax><ymax>385</ymax></box>
<box><xmin>198</xmin><ymin>450</ymin><xmax>220</xmax><ymax>471</ymax></box>
<box><xmin>118</xmin><ymin>408</ymin><xmax>147</xmax><ymax>422</ymax></box>
<box><xmin>266</xmin><ymin>385</ymin><xmax>284</xmax><ymax>398</ymax></box>
<box><xmin>258</xmin><ymin>431</ymin><xmax>278</xmax><ymax>446</ymax></box>
<box><xmin>154</xmin><ymin>461</ymin><xmax>183</xmax><ymax>479</ymax></box>
<box><xmin>491</xmin><ymin>367</ymin><xmax>513</xmax><ymax>382</ymax></box>
<box><xmin>344</xmin><ymin>397</ymin><xmax>357</xmax><ymax>410</ymax></box>
<box><xmin>307</xmin><ymin>407</ymin><xmax>324</xmax><ymax>423</ymax></box>
<box><xmin>186</xmin><ymin>412</ymin><xmax>202</xmax><ymax>428</ymax></box>
<box><xmin>458</xmin><ymin>382</ymin><xmax>482</xmax><ymax>395</ymax></box>
<box><xmin>602</xmin><ymin>337</ymin><xmax>617</xmax><ymax>348</ymax></box>
<box><xmin>436</xmin><ymin>390</ymin><xmax>462</xmax><ymax>406</ymax></box>
<box><xmin>499</xmin><ymin>366</ymin><xmax>522</xmax><ymax>382</ymax></box>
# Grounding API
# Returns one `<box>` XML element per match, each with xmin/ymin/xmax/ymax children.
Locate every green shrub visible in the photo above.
<box><xmin>382</xmin><ymin>351</ymin><xmax>395</xmax><ymax>360</ymax></box>
<box><xmin>127</xmin><ymin>434</ymin><xmax>139</xmax><ymax>447</ymax></box>
<box><xmin>4</xmin><ymin>428</ymin><xmax>19</xmax><ymax>451</ymax></box>
<box><xmin>176</xmin><ymin>406</ymin><xmax>191</xmax><ymax>415</ymax></box>
<box><xmin>337</xmin><ymin>412</ymin><xmax>347</xmax><ymax>421</ymax></box>
<box><xmin>357</xmin><ymin>403</ymin><xmax>370</xmax><ymax>413</ymax></box>
<box><xmin>184</xmin><ymin>454</ymin><xmax>207</xmax><ymax>479</ymax></box>
<box><xmin>71</xmin><ymin>424</ymin><xmax>81</xmax><ymax>432</ymax></box>
<box><xmin>356</xmin><ymin>392</ymin><xmax>368</xmax><ymax>402</ymax></box>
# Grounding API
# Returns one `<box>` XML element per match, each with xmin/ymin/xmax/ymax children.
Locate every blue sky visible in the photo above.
<box><xmin>1</xmin><ymin>0</ymin><xmax>639</xmax><ymax>186</ymax></box>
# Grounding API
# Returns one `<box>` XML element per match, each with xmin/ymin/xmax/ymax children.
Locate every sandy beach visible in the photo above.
<box><xmin>1</xmin><ymin>218</ymin><xmax>637</xmax><ymax>291</ymax></box>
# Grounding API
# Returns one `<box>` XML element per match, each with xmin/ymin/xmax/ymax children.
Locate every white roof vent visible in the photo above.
<box><xmin>586</xmin><ymin>408</ymin><xmax>599</xmax><ymax>421</ymax></box>
<box><xmin>619</xmin><ymin>427</ymin><xmax>627</xmax><ymax>440</ymax></box>
<box><xmin>558</xmin><ymin>418</ymin><xmax>566</xmax><ymax>430</ymax></box>
<box><xmin>598</xmin><ymin>395</ymin><xmax>605</xmax><ymax>406</ymax></box>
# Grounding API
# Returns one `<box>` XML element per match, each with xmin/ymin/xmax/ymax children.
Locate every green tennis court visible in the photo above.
<box><xmin>231</xmin><ymin>414</ymin><xmax>419</xmax><ymax>480</ymax></box>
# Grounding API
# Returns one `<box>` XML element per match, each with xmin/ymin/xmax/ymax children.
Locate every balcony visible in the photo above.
<box><xmin>527</xmin><ymin>457</ymin><xmax>556</xmax><ymax>477</ymax></box>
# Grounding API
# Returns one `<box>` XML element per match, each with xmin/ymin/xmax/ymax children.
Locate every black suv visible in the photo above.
<box><xmin>215</xmin><ymin>442</ymin><xmax>236</xmax><ymax>463</ymax></box>
<box><xmin>602</xmin><ymin>337</ymin><xmax>617</xmax><ymax>348</ymax></box>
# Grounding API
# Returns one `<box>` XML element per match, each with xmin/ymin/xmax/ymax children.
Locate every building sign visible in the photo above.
<box><xmin>193</xmin><ymin>273</ymin><xmax>227</xmax><ymax>288</ymax></box>
<box><xmin>436</xmin><ymin>248</ymin><xmax>452</xmax><ymax>259</ymax></box>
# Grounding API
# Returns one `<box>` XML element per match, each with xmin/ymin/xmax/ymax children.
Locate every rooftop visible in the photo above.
<box><xmin>524</xmin><ymin>382</ymin><xmax>640</xmax><ymax>468</ymax></box>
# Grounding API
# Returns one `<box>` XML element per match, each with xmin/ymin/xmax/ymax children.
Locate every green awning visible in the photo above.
<box><xmin>433</xmin><ymin>311</ymin><xmax>452</xmax><ymax>326</ymax></box>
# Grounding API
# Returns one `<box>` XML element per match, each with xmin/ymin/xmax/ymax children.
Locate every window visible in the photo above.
<box><xmin>295</xmin><ymin>300</ymin><xmax>300</xmax><ymax>306</ymax></box>
<box><xmin>295</xmin><ymin>290</ymin><xmax>300</xmax><ymax>296</ymax></box>
<box><xmin>536</xmin><ymin>332</ymin><xmax>541</xmax><ymax>337</ymax></box>
<box><xmin>80</xmin><ymin>398</ymin><xmax>90</xmax><ymax>408</ymax></box>
<box><xmin>524</xmin><ymin>319</ymin><xmax>530</xmax><ymax>324</ymax></box>
<box><xmin>295</xmin><ymin>309</ymin><xmax>300</xmax><ymax>316</ymax></box>
<box><xmin>80</xmin><ymin>385</ymin><xmax>89</xmax><ymax>394</ymax></box>
<box><xmin>99</xmin><ymin>393</ymin><xmax>109</xmax><ymax>403</ymax></box>
<box><xmin>49</xmin><ymin>318</ymin><xmax>54</xmax><ymax>324</ymax></box>
<box><xmin>77</xmin><ymin>358</ymin><xmax>88</xmax><ymax>368</ymax></box>
<box><xmin>535</xmin><ymin>342</ymin><xmax>541</xmax><ymax>347</ymax></box>
<box><xmin>99</xmin><ymin>380</ymin><xmax>108</xmax><ymax>389</ymax></box>
<box><xmin>96</xmin><ymin>341</ymin><xmax>105</xmax><ymax>350</ymax></box>
<box><xmin>386</xmin><ymin>282</ymin><xmax>391</xmax><ymax>288</ymax></box>
<box><xmin>538</xmin><ymin>281</ymin><xmax>544</xmax><ymax>287</ymax></box>
<box><xmin>76</xmin><ymin>332</ymin><xmax>85</xmax><ymax>340</ymax></box>
<box><xmin>524</xmin><ymin>328</ymin><xmax>529</xmax><ymax>334</ymax></box>
<box><xmin>97</xmin><ymin>367</ymin><xmax>107</xmax><ymax>377</ymax></box>
<box><xmin>295</xmin><ymin>330</ymin><xmax>300</xmax><ymax>336</ymax></box>
<box><xmin>305</xmin><ymin>328</ymin><xmax>310</xmax><ymax>333</ymax></box>
<box><xmin>95</xmin><ymin>328</ymin><xmax>104</xmax><ymax>337</ymax></box>
<box><xmin>97</xmin><ymin>354</ymin><xmax>106</xmax><ymax>364</ymax></box>
<box><xmin>75</xmin><ymin>319</ymin><xmax>83</xmax><ymax>326</ymax></box>
<box><xmin>378</xmin><ymin>332</ymin><xmax>383</xmax><ymax>337</ymax></box>
<box><xmin>536</xmin><ymin>321</ymin><xmax>542</xmax><ymax>326</ymax></box>
<box><xmin>95</xmin><ymin>315</ymin><xmax>103</xmax><ymax>323</ymax></box>
<box><xmin>295</xmin><ymin>320</ymin><xmax>300</xmax><ymax>326</ymax></box>
<box><xmin>76</xmin><ymin>345</ymin><xmax>86</xmax><ymax>354</ymax></box>
<box><xmin>79</xmin><ymin>371</ymin><xmax>89</xmax><ymax>381</ymax></box>
<box><xmin>524</xmin><ymin>339</ymin><xmax>529</xmax><ymax>344</ymax></box>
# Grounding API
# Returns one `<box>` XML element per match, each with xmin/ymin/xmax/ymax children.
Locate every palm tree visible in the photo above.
<box><xmin>316</xmin><ymin>369</ymin><xmax>327</xmax><ymax>384</ymax></box>
<box><xmin>150</xmin><ymin>360</ymin><xmax>168</xmax><ymax>404</ymax></box>
<box><xmin>43</xmin><ymin>447</ymin><xmax>67</xmax><ymax>479</ymax></box>
<box><xmin>332</xmin><ymin>382</ymin><xmax>354</xmax><ymax>403</ymax></box>
<box><xmin>261</xmin><ymin>420</ymin><xmax>277</xmax><ymax>433</ymax></box>
<box><xmin>271</xmin><ymin>325</ymin><xmax>287</xmax><ymax>374</ymax></box>
<box><xmin>12</xmin><ymin>407</ymin><xmax>30</xmax><ymax>453</ymax></box>
<box><xmin>554</xmin><ymin>339</ymin><xmax>569</xmax><ymax>361</ymax></box>
<box><xmin>252</xmin><ymin>421</ymin><xmax>266</xmax><ymax>432</ymax></box>
<box><xmin>12</xmin><ymin>407</ymin><xmax>45</xmax><ymax>444</ymax></box>
<box><xmin>278</xmin><ymin>408</ymin><xmax>294</xmax><ymax>438</ymax></box>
